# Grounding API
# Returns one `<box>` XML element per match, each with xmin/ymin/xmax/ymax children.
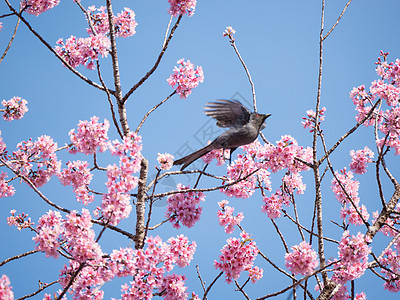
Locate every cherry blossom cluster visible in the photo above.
<box><xmin>217</xmin><ymin>200</ymin><xmax>244</xmax><ymax>234</ymax></box>
<box><xmin>58</xmin><ymin>160</ymin><xmax>94</xmax><ymax>205</ymax></box>
<box><xmin>340</xmin><ymin>204</ymin><xmax>369</xmax><ymax>226</ymax></box>
<box><xmin>11</xmin><ymin>135</ymin><xmax>61</xmax><ymax>187</ymax></box>
<box><xmin>379</xmin><ymin>247</ymin><xmax>400</xmax><ymax>292</ymax></box>
<box><xmin>55</xmin><ymin>35</ymin><xmax>110</xmax><ymax>70</ymax></box>
<box><xmin>0</xmin><ymin>22</ymin><xmax>2</xmax><ymax>32</ymax></box>
<box><xmin>0</xmin><ymin>274</ymin><xmax>13</xmax><ymax>300</ymax></box>
<box><xmin>111</xmin><ymin>235</ymin><xmax>196</xmax><ymax>299</ymax></box>
<box><xmin>284</xmin><ymin>241</ymin><xmax>319</xmax><ymax>275</ymax></box>
<box><xmin>201</xmin><ymin>147</ymin><xmax>229</xmax><ymax>166</ymax></box>
<box><xmin>166</xmin><ymin>184</ymin><xmax>205</xmax><ymax>228</ymax></box>
<box><xmin>87</xmin><ymin>6</ymin><xmax>138</xmax><ymax>38</ymax></box>
<box><xmin>0</xmin><ymin>131</ymin><xmax>5</xmax><ymax>156</ymax></box>
<box><xmin>332</xmin><ymin>231</ymin><xmax>370</xmax><ymax>284</ymax></box>
<box><xmin>167</xmin><ymin>58</ymin><xmax>204</xmax><ymax>98</ymax></box>
<box><xmin>98</xmin><ymin>133</ymin><xmax>142</xmax><ymax>225</ymax></box>
<box><xmin>214</xmin><ymin>231</ymin><xmax>263</xmax><ymax>283</ymax></box>
<box><xmin>301</xmin><ymin>106</ymin><xmax>326</xmax><ymax>131</ymax></box>
<box><xmin>69</xmin><ymin>116</ymin><xmax>110</xmax><ymax>155</ymax></box>
<box><xmin>349</xmin><ymin>146</ymin><xmax>374</xmax><ymax>174</ymax></box>
<box><xmin>168</xmin><ymin>0</ymin><xmax>197</xmax><ymax>17</ymax></box>
<box><xmin>7</xmin><ymin>209</ymin><xmax>33</xmax><ymax>231</ymax></box>
<box><xmin>331</xmin><ymin>168</ymin><xmax>360</xmax><ymax>205</ymax></box>
<box><xmin>0</xmin><ymin>172</ymin><xmax>15</xmax><ymax>198</ymax></box>
<box><xmin>32</xmin><ymin>210</ymin><xmax>63</xmax><ymax>258</ymax></box>
<box><xmin>1</xmin><ymin>96</ymin><xmax>28</xmax><ymax>121</ymax></box>
<box><xmin>22</xmin><ymin>0</ymin><xmax>60</xmax><ymax>16</ymax></box>
<box><xmin>261</xmin><ymin>190</ymin><xmax>289</xmax><ymax>219</ymax></box>
<box><xmin>63</xmin><ymin>209</ymin><xmax>103</xmax><ymax>263</ymax></box>
<box><xmin>157</xmin><ymin>153</ymin><xmax>174</xmax><ymax>170</ymax></box>
<box><xmin>223</xmin><ymin>26</ymin><xmax>236</xmax><ymax>38</ymax></box>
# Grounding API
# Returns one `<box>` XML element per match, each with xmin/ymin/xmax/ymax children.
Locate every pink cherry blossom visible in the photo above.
<box><xmin>379</xmin><ymin>247</ymin><xmax>400</xmax><ymax>292</ymax></box>
<box><xmin>11</xmin><ymin>135</ymin><xmax>61</xmax><ymax>187</ymax></box>
<box><xmin>63</xmin><ymin>209</ymin><xmax>103</xmax><ymax>263</ymax></box>
<box><xmin>340</xmin><ymin>204</ymin><xmax>369</xmax><ymax>226</ymax></box>
<box><xmin>217</xmin><ymin>200</ymin><xmax>244</xmax><ymax>234</ymax></box>
<box><xmin>166</xmin><ymin>184</ymin><xmax>204</xmax><ymax>228</ymax></box>
<box><xmin>167</xmin><ymin>58</ymin><xmax>204</xmax><ymax>98</ymax></box>
<box><xmin>201</xmin><ymin>146</ymin><xmax>229</xmax><ymax>166</ymax></box>
<box><xmin>55</xmin><ymin>35</ymin><xmax>110</xmax><ymax>69</ymax></box>
<box><xmin>58</xmin><ymin>160</ymin><xmax>94</xmax><ymax>205</ymax></box>
<box><xmin>285</xmin><ymin>241</ymin><xmax>319</xmax><ymax>275</ymax></box>
<box><xmin>108</xmin><ymin>131</ymin><xmax>142</xmax><ymax>156</ymax></box>
<box><xmin>332</xmin><ymin>231</ymin><xmax>370</xmax><ymax>284</ymax></box>
<box><xmin>0</xmin><ymin>172</ymin><xmax>15</xmax><ymax>198</ymax></box>
<box><xmin>22</xmin><ymin>0</ymin><xmax>60</xmax><ymax>16</ymax></box>
<box><xmin>0</xmin><ymin>23</ymin><xmax>2</xmax><ymax>32</ymax></box>
<box><xmin>355</xmin><ymin>292</ymin><xmax>367</xmax><ymax>300</ymax></box>
<box><xmin>331</xmin><ymin>168</ymin><xmax>360</xmax><ymax>205</ymax></box>
<box><xmin>168</xmin><ymin>0</ymin><xmax>196</xmax><ymax>17</ymax></box>
<box><xmin>301</xmin><ymin>106</ymin><xmax>326</xmax><ymax>131</ymax></box>
<box><xmin>0</xmin><ymin>274</ymin><xmax>14</xmax><ymax>300</ymax></box>
<box><xmin>261</xmin><ymin>190</ymin><xmax>288</xmax><ymax>219</ymax></box>
<box><xmin>214</xmin><ymin>231</ymin><xmax>263</xmax><ymax>283</ymax></box>
<box><xmin>380</xmin><ymin>107</ymin><xmax>400</xmax><ymax>138</ymax></box>
<box><xmin>87</xmin><ymin>6</ymin><xmax>138</xmax><ymax>38</ymax></box>
<box><xmin>158</xmin><ymin>274</ymin><xmax>188</xmax><ymax>300</ymax></box>
<box><xmin>7</xmin><ymin>210</ymin><xmax>33</xmax><ymax>231</ymax></box>
<box><xmin>167</xmin><ymin>234</ymin><xmax>197</xmax><ymax>268</ymax></box>
<box><xmin>1</xmin><ymin>97</ymin><xmax>28</xmax><ymax>121</ymax></box>
<box><xmin>157</xmin><ymin>153</ymin><xmax>174</xmax><ymax>170</ymax></box>
<box><xmin>223</xmin><ymin>26</ymin><xmax>236</xmax><ymax>37</ymax></box>
<box><xmin>349</xmin><ymin>146</ymin><xmax>374</xmax><ymax>174</ymax></box>
<box><xmin>69</xmin><ymin>116</ymin><xmax>110</xmax><ymax>155</ymax></box>
<box><xmin>32</xmin><ymin>210</ymin><xmax>63</xmax><ymax>258</ymax></box>
<box><xmin>0</xmin><ymin>130</ymin><xmax>6</xmax><ymax>155</ymax></box>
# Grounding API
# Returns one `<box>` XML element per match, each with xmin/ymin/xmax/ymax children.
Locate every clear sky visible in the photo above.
<box><xmin>1</xmin><ymin>0</ymin><xmax>400</xmax><ymax>299</ymax></box>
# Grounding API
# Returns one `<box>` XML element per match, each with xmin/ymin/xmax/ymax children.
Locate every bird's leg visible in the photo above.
<box><xmin>228</xmin><ymin>147</ymin><xmax>237</xmax><ymax>164</ymax></box>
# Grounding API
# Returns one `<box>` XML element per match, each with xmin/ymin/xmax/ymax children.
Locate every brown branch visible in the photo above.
<box><xmin>134</xmin><ymin>158</ymin><xmax>149</xmax><ymax>249</ymax></box>
<box><xmin>135</xmin><ymin>91</ymin><xmax>176</xmax><ymax>134</ymax></box>
<box><xmin>123</xmin><ymin>15</ymin><xmax>183</xmax><ymax>103</ymax></box>
<box><xmin>322</xmin><ymin>0</ymin><xmax>352</xmax><ymax>41</ymax></box>
<box><xmin>56</xmin><ymin>263</ymin><xmax>86</xmax><ymax>300</ymax></box>
<box><xmin>0</xmin><ymin>249</ymin><xmax>39</xmax><ymax>267</ymax></box>
<box><xmin>202</xmin><ymin>271</ymin><xmax>223</xmax><ymax>300</ymax></box>
<box><xmin>3</xmin><ymin>0</ymin><xmax>113</xmax><ymax>93</ymax></box>
<box><xmin>0</xmin><ymin>7</ymin><xmax>21</xmax><ymax>64</ymax></box>
<box><xmin>16</xmin><ymin>280</ymin><xmax>59</xmax><ymax>300</ymax></box>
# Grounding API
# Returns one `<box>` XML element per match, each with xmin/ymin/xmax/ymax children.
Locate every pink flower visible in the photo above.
<box><xmin>0</xmin><ymin>274</ymin><xmax>14</xmax><ymax>300</ymax></box>
<box><xmin>285</xmin><ymin>241</ymin><xmax>319</xmax><ymax>275</ymax></box>
<box><xmin>332</xmin><ymin>231</ymin><xmax>370</xmax><ymax>284</ymax></box>
<box><xmin>331</xmin><ymin>168</ymin><xmax>360</xmax><ymax>205</ymax></box>
<box><xmin>214</xmin><ymin>231</ymin><xmax>262</xmax><ymax>283</ymax></box>
<box><xmin>261</xmin><ymin>191</ymin><xmax>288</xmax><ymax>219</ymax></box>
<box><xmin>217</xmin><ymin>200</ymin><xmax>244</xmax><ymax>234</ymax></box>
<box><xmin>349</xmin><ymin>147</ymin><xmax>374</xmax><ymax>174</ymax></box>
<box><xmin>32</xmin><ymin>210</ymin><xmax>63</xmax><ymax>258</ymax></box>
<box><xmin>69</xmin><ymin>116</ymin><xmax>110</xmax><ymax>155</ymax></box>
<box><xmin>11</xmin><ymin>135</ymin><xmax>61</xmax><ymax>187</ymax></box>
<box><xmin>157</xmin><ymin>153</ymin><xmax>174</xmax><ymax>170</ymax></box>
<box><xmin>58</xmin><ymin>160</ymin><xmax>94</xmax><ymax>204</ymax></box>
<box><xmin>167</xmin><ymin>58</ymin><xmax>204</xmax><ymax>98</ymax></box>
<box><xmin>167</xmin><ymin>234</ymin><xmax>197</xmax><ymax>268</ymax></box>
<box><xmin>87</xmin><ymin>6</ymin><xmax>138</xmax><ymax>38</ymax></box>
<box><xmin>168</xmin><ymin>0</ymin><xmax>197</xmax><ymax>17</ymax></box>
<box><xmin>55</xmin><ymin>35</ymin><xmax>110</xmax><ymax>69</ymax></box>
<box><xmin>7</xmin><ymin>210</ymin><xmax>33</xmax><ymax>231</ymax></box>
<box><xmin>301</xmin><ymin>107</ymin><xmax>326</xmax><ymax>130</ymax></box>
<box><xmin>1</xmin><ymin>97</ymin><xmax>28</xmax><ymax>121</ymax></box>
<box><xmin>379</xmin><ymin>248</ymin><xmax>400</xmax><ymax>292</ymax></box>
<box><xmin>22</xmin><ymin>0</ymin><xmax>60</xmax><ymax>16</ymax></box>
<box><xmin>0</xmin><ymin>172</ymin><xmax>15</xmax><ymax>198</ymax></box>
<box><xmin>201</xmin><ymin>146</ymin><xmax>229</xmax><ymax>166</ymax></box>
<box><xmin>166</xmin><ymin>184</ymin><xmax>204</xmax><ymax>228</ymax></box>
<box><xmin>340</xmin><ymin>204</ymin><xmax>369</xmax><ymax>226</ymax></box>
<box><xmin>158</xmin><ymin>274</ymin><xmax>188</xmax><ymax>300</ymax></box>
<box><xmin>223</xmin><ymin>26</ymin><xmax>236</xmax><ymax>37</ymax></box>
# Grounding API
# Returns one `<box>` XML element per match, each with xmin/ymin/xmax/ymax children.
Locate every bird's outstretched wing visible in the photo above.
<box><xmin>204</xmin><ymin>99</ymin><xmax>251</xmax><ymax>128</ymax></box>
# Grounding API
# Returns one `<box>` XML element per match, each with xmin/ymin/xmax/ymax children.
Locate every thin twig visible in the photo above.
<box><xmin>203</xmin><ymin>271</ymin><xmax>223</xmax><ymax>300</ymax></box>
<box><xmin>322</xmin><ymin>0</ymin><xmax>352</xmax><ymax>41</ymax></box>
<box><xmin>0</xmin><ymin>7</ymin><xmax>21</xmax><ymax>64</ymax></box>
<box><xmin>16</xmin><ymin>280</ymin><xmax>59</xmax><ymax>300</ymax></box>
<box><xmin>123</xmin><ymin>15</ymin><xmax>183</xmax><ymax>103</ymax></box>
<box><xmin>0</xmin><ymin>249</ymin><xmax>39</xmax><ymax>267</ymax></box>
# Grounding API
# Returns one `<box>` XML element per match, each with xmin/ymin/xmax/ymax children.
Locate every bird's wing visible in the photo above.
<box><xmin>204</xmin><ymin>99</ymin><xmax>251</xmax><ymax>128</ymax></box>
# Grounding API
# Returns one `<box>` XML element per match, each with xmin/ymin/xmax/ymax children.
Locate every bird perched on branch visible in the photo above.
<box><xmin>174</xmin><ymin>99</ymin><xmax>271</xmax><ymax>170</ymax></box>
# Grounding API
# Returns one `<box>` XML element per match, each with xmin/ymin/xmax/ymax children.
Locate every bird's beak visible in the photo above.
<box><xmin>264</xmin><ymin>113</ymin><xmax>271</xmax><ymax>119</ymax></box>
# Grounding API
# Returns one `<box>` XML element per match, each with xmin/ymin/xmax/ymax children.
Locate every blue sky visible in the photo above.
<box><xmin>1</xmin><ymin>0</ymin><xmax>400</xmax><ymax>299</ymax></box>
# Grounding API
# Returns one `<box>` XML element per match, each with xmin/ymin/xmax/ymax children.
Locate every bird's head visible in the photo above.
<box><xmin>251</xmin><ymin>113</ymin><xmax>271</xmax><ymax>130</ymax></box>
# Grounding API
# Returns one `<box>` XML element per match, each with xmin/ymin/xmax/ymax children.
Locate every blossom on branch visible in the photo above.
<box><xmin>0</xmin><ymin>274</ymin><xmax>14</xmax><ymax>300</ymax></box>
<box><xmin>168</xmin><ymin>0</ymin><xmax>197</xmax><ymax>17</ymax></box>
<box><xmin>0</xmin><ymin>172</ymin><xmax>15</xmax><ymax>198</ymax></box>
<box><xmin>217</xmin><ymin>200</ymin><xmax>244</xmax><ymax>234</ymax></box>
<box><xmin>69</xmin><ymin>116</ymin><xmax>110</xmax><ymax>155</ymax></box>
<box><xmin>167</xmin><ymin>58</ymin><xmax>204</xmax><ymax>99</ymax></box>
<box><xmin>157</xmin><ymin>153</ymin><xmax>174</xmax><ymax>170</ymax></box>
<box><xmin>214</xmin><ymin>231</ymin><xmax>263</xmax><ymax>283</ymax></box>
<box><xmin>1</xmin><ymin>97</ymin><xmax>28</xmax><ymax>121</ymax></box>
<box><xmin>22</xmin><ymin>0</ymin><xmax>60</xmax><ymax>16</ymax></box>
<box><xmin>285</xmin><ymin>241</ymin><xmax>319</xmax><ymax>275</ymax></box>
<box><xmin>166</xmin><ymin>184</ymin><xmax>205</xmax><ymax>228</ymax></box>
<box><xmin>349</xmin><ymin>146</ymin><xmax>374</xmax><ymax>174</ymax></box>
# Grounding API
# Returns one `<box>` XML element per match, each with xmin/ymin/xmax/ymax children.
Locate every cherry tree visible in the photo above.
<box><xmin>1</xmin><ymin>0</ymin><xmax>400</xmax><ymax>299</ymax></box>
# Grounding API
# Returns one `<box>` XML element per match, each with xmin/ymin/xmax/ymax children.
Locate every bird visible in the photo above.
<box><xmin>173</xmin><ymin>99</ymin><xmax>271</xmax><ymax>170</ymax></box>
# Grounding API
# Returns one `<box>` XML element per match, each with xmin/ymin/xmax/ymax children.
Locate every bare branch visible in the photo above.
<box><xmin>16</xmin><ymin>280</ymin><xmax>59</xmax><ymax>300</ymax></box>
<box><xmin>0</xmin><ymin>249</ymin><xmax>39</xmax><ymax>267</ymax></box>
<box><xmin>322</xmin><ymin>0</ymin><xmax>352</xmax><ymax>41</ymax></box>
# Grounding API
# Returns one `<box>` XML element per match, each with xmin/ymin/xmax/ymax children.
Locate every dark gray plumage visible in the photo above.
<box><xmin>174</xmin><ymin>99</ymin><xmax>271</xmax><ymax>170</ymax></box>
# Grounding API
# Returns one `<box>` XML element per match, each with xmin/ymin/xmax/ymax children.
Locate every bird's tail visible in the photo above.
<box><xmin>173</xmin><ymin>144</ymin><xmax>215</xmax><ymax>171</ymax></box>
